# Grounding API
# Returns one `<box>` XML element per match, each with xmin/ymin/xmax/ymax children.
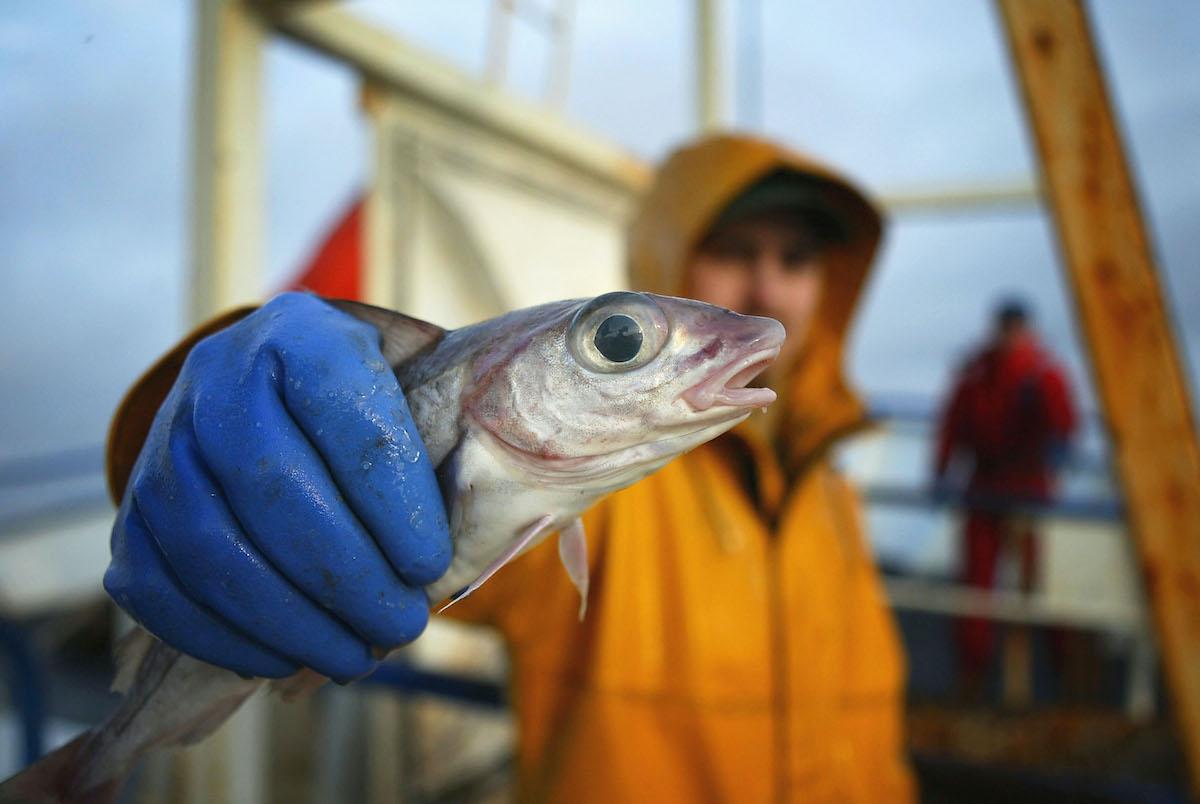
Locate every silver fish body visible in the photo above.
<box><xmin>0</xmin><ymin>292</ymin><xmax>782</xmax><ymax>803</ymax></box>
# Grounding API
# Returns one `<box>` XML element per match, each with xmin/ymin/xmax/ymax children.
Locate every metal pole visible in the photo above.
<box><xmin>736</xmin><ymin>0</ymin><xmax>762</xmax><ymax>129</ymax></box>
<box><xmin>189</xmin><ymin>0</ymin><xmax>264</xmax><ymax>325</ymax></box>
<box><xmin>695</xmin><ymin>0</ymin><xmax>726</xmax><ymax>132</ymax></box>
<box><xmin>485</xmin><ymin>0</ymin><xmax>513</xmax><ymax>87</ymax></box>
<box><xmin>182</xmin><ymin>3</ymin><xmax>270</xmax><ymax>802</ymax></box>
<box><xmin>0</xmin><ymin>619</ymin><xmax>44</xmax><ymax>767</ymax></box>
<box><xmin>545</xmin><ymin>0</ymin><xmax>577</xmax><ymax>109</ymax></box>
<box><xmin>361</xmin><ymin>85</ymin><xmax>421</xmax><ymax>311</ymax></box>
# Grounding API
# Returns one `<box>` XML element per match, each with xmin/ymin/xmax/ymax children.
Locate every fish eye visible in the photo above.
<box><xmin>594</xmin><ymin>315</ymin><xmax>643</xmax><ymax>363</ymax></box>
<box><xmin>568</xmin><ymin>291</ymin><xmax>669</xmax><ymax>374</ymax></box>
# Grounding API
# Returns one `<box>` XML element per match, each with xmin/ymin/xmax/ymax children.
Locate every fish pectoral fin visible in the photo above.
<box><xmin>558</xmin><ymin>517</ymin><xmax>589</xmax><ymax>621</ymax></box>
<box><xmin>271</xmin><ymin>668</ymin><xmax>329</xmax><ymax>703</ymax></box>
<box><xmin>112</xmin><ymin>626</ymin><xmax>157</xmax><ymax>694</ymax></box>
<box><xmin>438</xmin><ymin>514</ymin><xmax>555</xmax><ymax>613</ymax></box>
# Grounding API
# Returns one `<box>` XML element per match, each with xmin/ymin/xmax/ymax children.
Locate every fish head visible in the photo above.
<box><xmin>467</xmin><ymin>291</ymin><xmax>785</xmax><ymax>489</ymax></box>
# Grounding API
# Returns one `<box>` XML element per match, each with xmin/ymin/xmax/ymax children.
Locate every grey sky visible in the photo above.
<box><xmin>1</xmin><ymin>0</ymin><xmax>1196</xmax><ymax>468</ymax></box>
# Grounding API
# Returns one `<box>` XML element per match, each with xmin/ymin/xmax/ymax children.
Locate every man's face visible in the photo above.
<box><xmin>685</xmin><ymin>209</ymin><xmax>825</xmax><ymax>382</ymax></box>
<box><xmin>996</xmin><ymin>316</ymin><xmax>1030</xmax><ymax>350</ymax></box>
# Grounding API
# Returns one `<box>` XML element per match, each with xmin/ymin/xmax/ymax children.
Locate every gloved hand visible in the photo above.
<box><xmin>104</xmin><ymin>292</ymin><xmax>452</xmax><ymax>682</ymax></box>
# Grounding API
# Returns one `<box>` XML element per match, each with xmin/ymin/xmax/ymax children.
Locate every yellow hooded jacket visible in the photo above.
<box><xmin>106</xmin><ymin>135</ymin><xmax>912</xmax><ymax>803</ymax></box>
<box><xmin>444</xmin><ymin>135</ymin><xmax>914</xmax><ymax>803</ymax></box>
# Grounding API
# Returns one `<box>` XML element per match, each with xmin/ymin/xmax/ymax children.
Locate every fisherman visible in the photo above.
<box><xmin>933</xmin><ymin>297</ymin><xmax>1077</xmax><ymax>695</ymax></box>
<box><xmin>106</xmin><ymin>134</ymin><xmax>913</xmax><ymax>802</ymax></box>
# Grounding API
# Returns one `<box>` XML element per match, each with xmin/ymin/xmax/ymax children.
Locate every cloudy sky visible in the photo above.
<box><xmin>1</xmin><ymin>0</ymin><xmax>1197</xmax><ymax>469</ymax></box>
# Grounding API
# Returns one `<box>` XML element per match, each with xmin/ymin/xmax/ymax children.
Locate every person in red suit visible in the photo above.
<box><xmin>933</xmin><ymin>298</ymin><xmax>1077</xmax><ymax>693</ymax></box>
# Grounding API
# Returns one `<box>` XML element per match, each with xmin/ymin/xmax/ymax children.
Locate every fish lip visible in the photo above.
<box><xmin>682</xmin><ymin>345</ymin><xmax>781</xmax><ymax>412</ymax></box>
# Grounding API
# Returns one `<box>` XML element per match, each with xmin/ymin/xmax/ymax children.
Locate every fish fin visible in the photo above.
<box><xmin>438</xmin><ymin>514</ymin><xmax>554</xmax><ymax>613</ymax></box>
<box><xmin>558</xmin><ymin>518</ymin><xmax>589</xmax><ymax>620</ymax></box>
<box><xmin>111</xmin><ymin>627</ymin><xmax>156</xmax><ymax>695</ymax></box>
<box><xmin>171</xmin><ymin>689</ymin><xmax>262</xmax><ymax>747</ymax></box>
<box><xmin>0</xmin><ymin>733</ymin><xmax>111</xmax><ymax>804</ymax></box>
<box><xmin>324</xmin><ymin>298</ymin><xmax>446</xmax><ymax>366</ymax></box>
<box><xmin>270</xmin><ymin>668</ymin><xmax>328</xmax><ymax>703</ymax></box>
<box><xmin>0</xmin><ymin>643</ymin><xmax>260</xmax><ymax>803</ymax></box>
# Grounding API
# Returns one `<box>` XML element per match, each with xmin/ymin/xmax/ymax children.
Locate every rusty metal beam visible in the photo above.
<box><xmin>997</xmin><ymin>0</ymin><xmax>1200</xmax><ymax>791</ymax></box>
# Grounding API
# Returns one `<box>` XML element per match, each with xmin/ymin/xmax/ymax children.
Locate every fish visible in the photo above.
<box><xmin>0</xmin><ymin>291</ymin><xmax>783</xmax><ymax>803</ymax></box>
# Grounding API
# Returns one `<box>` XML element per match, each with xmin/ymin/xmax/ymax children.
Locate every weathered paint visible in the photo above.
<box><xmin>998</xmin><ymin>0</ymin><xmax>1200</xmax><ymax>792</ymax></box>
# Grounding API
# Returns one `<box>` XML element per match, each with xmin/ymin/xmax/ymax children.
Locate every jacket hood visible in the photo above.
<box><xmin>627</xmin><ymin>133</ymin><xmax>885</xmax><ymax>471</ymax></box>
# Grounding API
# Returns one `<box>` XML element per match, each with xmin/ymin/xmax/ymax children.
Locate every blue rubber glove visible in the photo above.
<box><xmin>104</xmin><ymin>292</ymin><xmax>452</xmax><ymax>682</ymax></box>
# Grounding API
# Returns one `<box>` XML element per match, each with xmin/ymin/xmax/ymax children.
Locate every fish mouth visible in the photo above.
<box><xmin>682</xmin><ymin>346</ymin><xmax>781</xmax><ymax>412</ymax></box>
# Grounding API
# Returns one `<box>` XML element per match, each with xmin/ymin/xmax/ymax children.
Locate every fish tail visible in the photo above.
<box><xmin>0</xmin><ymin>732</ymin><xmax>119</xmax><ymax>804</ymax></box>
<box><xmin>0</xmin><ymin>631</ymin><xmax>263</xmax><ymax>803</ymax></box>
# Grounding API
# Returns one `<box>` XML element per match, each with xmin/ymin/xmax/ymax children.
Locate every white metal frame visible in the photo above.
<box><xmin>191</xmin><ymin>1</ymin><xmax>1044</xmax><ymax>322</ymax></box>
